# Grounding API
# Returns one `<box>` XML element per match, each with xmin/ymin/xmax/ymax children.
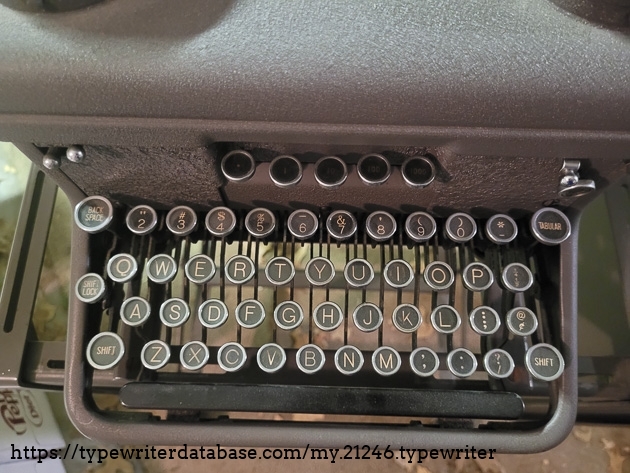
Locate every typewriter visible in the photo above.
<box><xmin>0</xmin><ymin>0</ymin><xmax>629</xmax><ymax>454</ymax></box>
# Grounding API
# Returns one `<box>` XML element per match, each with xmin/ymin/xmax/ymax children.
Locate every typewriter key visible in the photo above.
<box><xmin>235</xmin><ymin>299</ymin><xmax>266</xmax><ymax>329</ymax></box>
<box><xmin>313</xmin><ymin>301</ymin><xmax>344</xmax><ymax>331</ymax></box>
<box><xmin>447</xmin><ymin>348</ymin><xmax>477</xmax><ymax>378</ymax></box>
<box><xmin>107</xmin><ymin>253</ymin><xmax>138</xmax><ymax>283</ymax></box>
<box><xmin>392</xmin><ymin>304</ymin><xmax>422</xmax><ymax>333</ymax></box>
<box><xmin>469</xmin><ymin>306</ymin><xmax>501</xmax><ymax>335</ymax></box>
<box><xmin>218</xmin><ymin>342</ymin><xmax>247</xmax><ymax>372</ymax></box>
<box><xmin>269</xmin><ymin>155</ymin><xmax>302</xmax><ymax>187</ymax></box>
<box><xmin>423</xmin><ymin>261</ymin><xmax>455</xmax><ymax>291</ymax></box>
<box><xmin>484</xmin><ymin>349</ymin><xmax>515</xmax><ymax>379</ymax></box>
<box><xmin>180</xmin><ymin>341</ymin><xmax>209</xmax><ymax>371</ymax></box>
<box><xmin>365</xmin><ymin>210</ymin><xmax>396</xmax><ymax>241</ymax></box>
<box><xmin>245</xmin><ymin>207</ymin><xmax>276</xmax><ymax>238</ymax></box>
<box><xmin>372</xmin><ymin>346</ymin><xmax>401</xmax><ymax>376</ymax></box>
<box><xmin>405</xmin><ymin>211</ymin><xmax>436</xmax><ymax>242</ymax></box>
<box><xmin>257</xmin><ymin>343</ymin><xmax>287</xmax><ymax>373</ymax></box>
<box><xmin>410</xmin><ymin>347</ymin><xmax>440</xmax><ymax>377</ymax></box>
<box><xmin>225</xmin><ymin>255</ymin><xmax>256</xmax><ymax>285</ymax></box>
<box><xmin>305</xmin><ymin>257</ymin><xmax>335</xmax><ymax>286</ymax></box>
<box><xmin>485</xmin><ymin>214</ymin><xmax>518</xmax><ymax>244</ymax></box>
<box><xmin>185</xmin><ymin>254</ymin><xmax>216</xmax><ymax>284</ymax></box>
<box><xmin>335</xmin><ymin>345</ymin><xmax>364</xmax><ymax>375</ymax></box>
<box><xmin>431</xmin><ymin>305</ymin><xmax>461</xmax><ymax>334</ymax></box>
<box><xmin>357</xmin><ymin>153</ymin><xmax>391</xmax><ymax>185</ymax></box>
<box><xmin>530</xmin><ymin>207</ymin><xmax>571</xmax><ymax>245</ymax></box>
<box><xmin>384</xmin><ymin>259</ymin><xmax>414</xmax><ymax>288</ymax></box>
<box><xmin>265</xmin><ymin>256</ymin><xmax>295</xmax><ymax>286</ymax></box>
<box><xmin>205</xmin><ymin>207</ymin><xmax>236</xmax><ymax>238</ymax></box>
<box><xmin>146</xmin><ymin>254</ymin><xmax>177</xmax><ymax>284</ymax></box>
<box><xmin>462</xmin><ymin>262</ymin><xmax>494</xmax><ymax>291</ymax></box>
<box><xmin>326</xmin><ymin>210</ymin><xmax>357</xmax><ymax>240</ymax></box>
<box><xmin>166</xmin><ymin>205</ymin><xmax>197</xmax><ymax>236</ymax></box>
<box><xmin>86</xmin><ymin>332</ymin><xmax>125</xmax><ymax>370</ymax></box>
<box><xmin>75</xmin><ymin>273</ymin><xmax>106</xmax><ymax>304</ymax></box>
<box><xmin>120</xmin><ymin>296</ymin><xmax>151</xmax><ymax>326</ymax></box>
<box><xmin>274</xmin><ymin>301</ymin><xmax>304</xmax><ymax>330</ymax></box>
<box><xmin>314</xmin><ymin>156</ymin><xmax>348</xmax><ymax>188</ymax></box>
<box><xmin>352</xmin><ymin>303</ymin><xmax>383</xmax><ymax>332</ymax></box>
<box><xmin>287</xmin><ymin>209</ymin><xmax>318</xmax><ymax>239</ymax></box>
<box><xmin>401</xmin><ymin>156</ymin><xmax>435</xmax><ymax>188</ymax></box>
<box><xmin>445</xmin><ymin>212</ymin><xmax>477</xmax><ymax>242</ymax></box>
<box><xmin>159</xmin><ymin>298</ymin><xmax>190</xmax><ymax>327</ymax></box>
<box><xmin>344</xmin><ymin>259</ymin><xmax>374</xmax><ymax>288</ymax></box>
<box><xmin>126</xmin><ymin>204</ymin><xmax>158</xmax><ymax>235</ymax></box>
<box><xmin>506</xmin><ymin>307</ymin><xmax>538</xmax><ymax>337</ymax></box>
<box><xmin>221</xmin><ymin>150</ymin><xmax>255</xmax><ymax>182</ymax></box>
<box><xmin>198</xmin><ymin>300</ymin><xmax>229</xmax><ymax>329</ymax></box>
<box><xmin>296</xmin><ymin>344</ymin><xmax>325</xmax><ymax>374</ymax></box>
<box><xmin>525</xmin><ymin>343</ymin><xmax>565</xmax><ymax>381</ymax></box>
<box><xmin>140</xmin><ymin>340</ymin><xmax>170</xmax><ymax>370</ymax></box>
<box><xmin>74</xmin><ymin>195</ymin><xmax>113</xmax><ymax>233</ymax></box>
<box><xmin>501</xmin><ymin>262</ymin><xmax>533</xmax><ymax>292</ymax></box>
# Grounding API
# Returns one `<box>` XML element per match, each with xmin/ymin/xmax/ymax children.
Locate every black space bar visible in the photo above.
<box><xmin>120</xmin><ymin>383</ymin><xmax>524</xmax><ymax>420</ymax></box>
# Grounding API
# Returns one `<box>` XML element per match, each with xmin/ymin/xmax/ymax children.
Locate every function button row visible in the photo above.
<box><xmin>315</xmin><ymin>156</ymin><xmax>348</xmax><ymax>188</ymax></box>
<box><xmin>269</xmin><ymin>155</ymin><xmax>303</xmax><ymax>187</ymax></box>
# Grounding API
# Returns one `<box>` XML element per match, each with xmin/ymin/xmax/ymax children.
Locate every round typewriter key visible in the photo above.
<box><xmin>462</xmin><ymin>262</ymin><xmax>494</xmax><ymax>291</ymax></box>
<box><xmin>235</xmin><ymin>299</ymin><xmax>266</xmax><ymax>329</ymax></box>
<box><xmin>159</xmin><ymin>298</ymin><xmax>190</xmax><ymax>328</ymax></box>
<box><xmin>314</xmin><ymin>156</ymin><xmax>348</xmax><ymax>188</ymax></box>
<box><xmin>140</xmin><ymin>340</ymin><xmax>170</xmax><ymax>370</ymax></box>
<box><xmin>205</xmin><ymin>206</ymin><xmax>237</xmax><ymax>238</ymax></box>
<box><xmin>296</xmin><ymin>344</ymin><xmax>326</xmax><ymax>374</ymax></box>
<box><xmin>447</xmin><ymin>348</ymin><xmax>478</xmax><ymax>378</ymax></box>
<box><xmin>506</xmin><ymin>307</ymin><xmax>538</xmax><ymax>337</ymax></box>
<box><xmin>365</xmin><ymin>210</ymin><xmax>397</xmax><ymax>242</ymax></box>
<box><xmin>225</xmin><ymin>255</ymin><xmax>256</xmax><ymax>285</ymax></box>
<box><xmin>180</xmin><ymin>341</ymin><xmax>209</xmax><ymax>371</ymax></box>
<box><xmin>86</xmin><ymin>332</ymin><xmax>125</xmax><ymax>370</ymax></box>
<box><xmin>357</xmin><ymin>153</ymin><xmax>391</xmax><ymax>185</ymax></box>
<box><xmin>257</xmin><ymin>343</ymin><xmax>287</xmax><ymax>373</ymax></box>
<box><xmin>245</xmin><ymin>207</ymin><xmax>276</xmax><ymax>238</ymax></box>
<box><xmin>530</xmin><ymin>207</ymin><xmax>571</xmax><ymax>245</ymax></box>
<box><xmin>287</xmin><ymin>209</ymin><xmax>318</xmax><ymax>239</ymax></box>
<box><xmin>313</xmin><ymin>301</ymin><xmax>343</xmax><ymax>331</ymax></box>
<box><xmin>166</xmin><ymin>205</ymin><xmax>197</xmax><ymax>237</ymax></box>
<box><xmin>501</xmin><ymin>262</ymin><xmax>533</xmax><ymax>292</ymax></box>
<box><xmin>484</xmin><ymin>348</ymin><xmax>515</xmax><ymax>379</ymax></box>
<box><xmin>344</xmin><ymin>258</ymin><xmax>374</xmax><ymax>288</ymax></box>
<box><xmin>274</xmin><ymin>301</ymin><xmax>304</xmax><ymax>330</ymax></box>
<box><xmin>120</xmin><ymin>296</ymin><xmax>151</xmax><ymax>327</ymax></box>
<box><xmin>269</xmin><ymin>155</ymin><xmax>302</xmax><ymax>187</ymax></box>
<box><xmin>335</xmin><ymin>345</ymin><xmax>364</xmax><ymax>375</ymax></box>
<box><xmin>405</xmin><ymin>211</ymin><xmax>437</xmax><ymax>242</ymax></box>
<box><xmin>146</xmin><ymin>254</ymin><xmax>177</xmax><ymax>284</ymax></box>
<box><xmin>469</xmin><ymin>306</ymin><xmax>501</xmax><ymax>335</ymax></box>
<box><xmin>423</xmin><ymin>261</ymin><xmax>455</xmax><ymax>291</ymax></box>
<box><xmin>401</xmin><ymin>156</ymin><xmax>436</xmax><ymax>188</ymax></box>
<box><xmin>218</xmin><ymin>342</ymin><xmax>247</xmax><ymax>372</ymax></box>
<box><xmin>384</xmin><ymin>259</ymin><xmax>414</xmax><ymax>288</ymax></box>
<box><xmin>352</xmin><ymin>303</ymin><xmax>383</xmax><ymax>332</ymax></box>
<box><xmin>185</xmin><ymin>254</ymin><xmax>216</xmax><ymax>284</ymax></box>
<box><xmin>485</xmin><ymin>214</ymin><xmax>518</xmax><ymax>244</ymax></box>
<box><xmin>445</xmin><ymin>212</ymin><xmax>477</xmax><ymax>243</ymax></box>
<box><xmin>392</xmin><ymin>304</ymin><xmax>422</xmax><ymax>333</ymax></box>
<box><xmin>372</xmin><ymin>346</ymin><xmax>401</xmax><ymax>376</ymax></box>
<box><xmin>326</xmin><ymin>210</ymin><xmax>357</xmax><ymax>240</ymax></box>
<box><xmin>126</xmin><ymin>204</ymin><xmax>158</xmax><ymax>235</ymax></box>
<box><xmin>430</xmin><ymin>305</ymin><xmax>461</xmax><ymax>334</ymax></box>
<box><xmin>221</xmin><ymin>150</ymin><xmax>255</xmax><ymax>182</ymax></box>
<box><xmin>198</xmin><ymin>299</ymin><xmax>229</xmax><ymax>328</ymax></box>
<box><xmin>74</xmin><ymin>195</ymin><xmax>114</xmax><ymax>234</ymax></box>
<box><xmin>75</xmin><ymin>273</ymin><xmax>106</xmax><ymax>304</ymax></box>
<box><xmin>525</xmin><ymin>343</ymin><xmax>565</xmax><ymax>381</ymax></box>
<box><xmin>410</xmin><ymin>347</ymin><xmax>440</xmax><ymax>377</ymax></box>
<box><xmin>305</xmin><ymin>257</ymin><xmax>335</xmax><ymax>286</ymax></box>
<box><xmin>265</xmin><ymin>256</ymin><xmax>295</xmax><ymax>285</ymax></box>
<box><xmin>107</xmin><ymin>253</ymin><xmax>138</xmax><ymax>283</ymax></box>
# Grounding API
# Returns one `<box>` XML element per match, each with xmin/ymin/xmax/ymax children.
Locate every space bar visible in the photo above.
<box><xmin>120</xmin><ymin>383</ymin><xmax>524</xmax><ymax>419</ymax></box>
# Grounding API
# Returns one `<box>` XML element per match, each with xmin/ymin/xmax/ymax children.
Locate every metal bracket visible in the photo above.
<box><xmin>559</xmin><ymin>160</ymin><xmax>596</xmax><ymax>198</ymax></box>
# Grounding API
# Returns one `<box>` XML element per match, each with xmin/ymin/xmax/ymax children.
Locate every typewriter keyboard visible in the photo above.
<box><xmin>74</xmin><ymin>196</ymin><xmax>569</xmax><ymax>420</ymax></box>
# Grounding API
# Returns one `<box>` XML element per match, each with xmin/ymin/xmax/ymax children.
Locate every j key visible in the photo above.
<box><xmin>352</xmin><ymin>303</ymin><xmax>383</xmax><ymax>332</ymax></box>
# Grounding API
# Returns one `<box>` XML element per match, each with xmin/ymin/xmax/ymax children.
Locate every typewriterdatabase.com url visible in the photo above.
<box><xmin>11</xmin><ymin>443</ymin><xmax>498</xmax><ymax>464</ymax></box>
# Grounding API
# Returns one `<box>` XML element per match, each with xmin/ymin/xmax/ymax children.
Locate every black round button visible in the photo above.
<box><xmin>314</xmin><ymin>156</ymin><xmax>348</xmax><ymax>188</ymax></box>
<box><xmin>506</xmin><ymin>307</ymin><xmax>538</xmax><ymax>336</ymax></box>
<box><xmin>352</xmin><ymin>303</ymin><xmax>383</xmax><ymax>332</ymax></box>
<box><xmin>365</xmin><ymin>211</ymin><xmax>397</xmax><ymax>241</ymax></box>
<box><xmin>75</xmin><ymin>273</ymin><xmax>106</xmax><ymax>303</ymax></box>
<box><xmin>221</xmin><ymin>150</ymin><xmax>255</xmax><ymax>182</ymax></box>
<box><xmin>287</xmin><ymin>209</ymin><xmax>318</xmax><ymax>239</ymax></box>
<box><xmin>430</xmin><ymin>305</ymin><xmax>461</xmax><ymax>334</ymax></box>
<box><xmin>269</xmin><ymin>155</ymin><xmax>302</xmax><ymax>187</ymax></box>
<box><xmin>344</xmin><ymin>259</ymin><xmax>374</xmax><ymax>288</ymax></box>
<box><xmin>501</xmin><ymin>263</ymin><xmax>533</xmax><ymax>292</ymax></box>
<box><xmin>245</xmin><ymin>208</ymin><xmax>276</xmax><ymax>238</ymax></box>
<box><xmin>126</xmin><ymin>205</ymin><xmax>158</xmax><ymax>235</ymax></box>
<box><xmin>445</xmin><ymin>213</ymin><xmax>477</xmax><ymax>242</ymax></box>
<box><xmin>525</xmin><ymin>343</ymin><xmax>564</xmax><ymax>381</ymax></box>
<box><xmin>401</xmin><ymin>156</ymin><xmax>436</xmax><ymax>188</ymax></box>
<box><xmin>335</xmin><ymin>345</ymin><xmax>364</xmax><ymax>375</ymax></box>
<box><xmin>469</xmin><ymin>306</ymin><xmax>501</xmax><ymax>335</ymax></box>
<box><xmin>74</xmin><ymin>196</ymin><xmax>114</xmax><ymax>233</ymax></box>
<box><xmin>462</xmin><ymin>262</ymin><xmax>494</xmax><ymax>291</ymax></box>
<box><xmin>357</xmin><ymin>154</ymin><xmax>391</xmax><ymax>185</ymax></box>
<box><xmin>405</xmin><ymin>211</ymin><xmax>437</xmax><ymax>242</ymax></box>
<box><xmin>423</xmin><ymin>261</ymin><xmax>455</xmax><ymax>291</ymax></box>
<box><xmin>530</xmin><ymin>207</ymin><xmax>571</xmax><ymax>245</ymax></box>
<box><xmin>384</xmin><ymin>259</ymin><xmax>414</xmax><ymax>288</ymax></box>
<box><xmin>484</xmin><ymin>349</ymin><xmax>515</xmax><ymax>379</ymax></box>
<box><xmin>485</xmin><ymin>214</ymin><xmax>518</xmax><ymax>244</ymax></box>
<box><xmin>326</xmin><ymin>210</ymin><xmax>357</xmax><ymax>240</ymax></box>
<box><xmin>86</xmin><ymin>332</ymin><xmax>125</xmax><ymax>370</ymax></box>
<box><xmin>205</xmin><ymin>207</ymin><xmax>236</xmax><ymax>238</ymax></box>
<box><xmin>166</xmin><ymin>206</ymin><xmax>197</xmax><ymax>236</ymax></box>
<box><xmin>410</xmin><ymin>347</ymin><xmax>439</xmax><ymax>377</ymax></box>
<box><xmin>257</xmin><ymin>343</ymin><xmax>287</xmax><ymax>373</ymax></box>
<box><xmin>447</xmin><ymin>348</ymin><xmax>477</xmax><ymax>378</ymax></box>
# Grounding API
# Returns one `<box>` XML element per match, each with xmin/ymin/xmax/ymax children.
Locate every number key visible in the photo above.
<box><xmin>166</xmin><ymin>205</ymin><xmax>197</xmax><ymax>236</ymax></box>
<box><xmin>445</xmin><ymin>212</ymin><xmax>477</xmax><ymax>243</ymax></box>
<box><xmin>205</xmin><ymin>207</ymin><xmax>236</xmax><ymax>237</ymax></box>
<box><xmin>245</xmin><ymin>207</ymin><xmax>275</xmax><ymax>238</ymax></box>
<box><xmin>126</xmin><ymin>204</ymin><xmax>158</xmax><ymax>235</ymax></box>
<box><xmin>287</xmin><ymin>209</ymin><xmax>318</xmax><ymax>239</ymax></box>
<box><xmin>326</xmin><ymin>210</ymin><xmax>357</xmax><ymax>240</ymax></box>
<box><xmin>405</xmin><ymin>211</ymin><xmax>436</xmax><ymax>242</ymax></box>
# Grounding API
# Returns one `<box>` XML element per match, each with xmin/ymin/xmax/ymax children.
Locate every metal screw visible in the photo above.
<box><xmin>66</xmin><ymin>145</ymin><xmax>86</xmax><ymax>163</ymax></box>
<box><xmin>42</xmin><ymin>151</ymin><xmax>61</xmax><ymax>169</ymax></box>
